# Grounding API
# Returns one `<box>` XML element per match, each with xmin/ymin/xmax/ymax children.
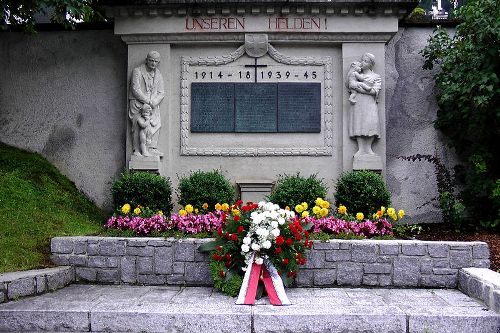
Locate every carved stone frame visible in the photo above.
<box><xmin>180</xmin><ymin>44</ymin><xmax>333</xmax><ymax>156</ymax></box>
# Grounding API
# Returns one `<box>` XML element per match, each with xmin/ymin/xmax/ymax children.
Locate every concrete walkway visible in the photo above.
<box><xmin>0</xmin><ymin>284</ymin><xmax>499</xmax><ymax>332</ymax></box>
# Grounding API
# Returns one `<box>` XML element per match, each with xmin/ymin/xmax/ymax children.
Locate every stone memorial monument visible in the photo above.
<box><xmin>105</xmin><ymin>0</ymin><xmax>417</xmax><ymax>199</ymax></box>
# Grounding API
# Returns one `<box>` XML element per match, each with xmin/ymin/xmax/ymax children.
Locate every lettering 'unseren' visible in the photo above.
<box><xmin>185</xmin><ymin>17</ymin><xmax>245</xmax><ymax>31</ymax></box>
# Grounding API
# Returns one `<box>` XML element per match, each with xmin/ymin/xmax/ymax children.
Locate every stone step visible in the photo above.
<box><xmin>0</xmin><ymin>284</ymin><xmax>498</xmax><ymax>333</ymax></box>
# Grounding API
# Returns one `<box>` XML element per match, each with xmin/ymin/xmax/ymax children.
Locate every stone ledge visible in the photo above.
<box><xmin>459</xmin><ymin>267</ymin><xmax>500</xmax><ymax>313</ymax></box>
<box><xmin>50</xmin><ymin>237</ymin><xmax>490</xmax><ymax>288</ymax></box>
<box><xmin>0</xmin><ymin>267</ymin><xmax>74</xmax><ymax>304</ymax></box>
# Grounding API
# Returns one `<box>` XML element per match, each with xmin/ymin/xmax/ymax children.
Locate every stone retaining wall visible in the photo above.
<box><xmin>459</xmin><ymin>268</ymin><xmax>500</xmax><ymax>313</ymax></box>
<box><xmin>51</xmin><ymin>237</ymin><xmax>490</xmax><ymax>288</ymax></box>
<box><xmin>0</xmin><ymin>267</ymin><xmax>74</xmax><ymax>303</ymax></box>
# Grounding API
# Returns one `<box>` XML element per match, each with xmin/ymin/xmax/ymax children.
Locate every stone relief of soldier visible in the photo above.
<box><xmin>129</xmin><ymin>51</ymin><xmax>165</xmax><ymax>157</ymax></box>
<box><xmin>345</xmin><ymin>53</ymin><xmax>382</xmax><ymax>158</ymax></box>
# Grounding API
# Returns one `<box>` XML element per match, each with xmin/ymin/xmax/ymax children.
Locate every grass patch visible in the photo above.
<box><xmin>0</xmin><ymin>143</ymin><xmax>107</xmax><ymax>273</ymax></box>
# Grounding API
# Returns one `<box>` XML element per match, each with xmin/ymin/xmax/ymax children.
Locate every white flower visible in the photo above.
<box><xmin>243</xmin><ymin>237</ymin><xmax>251</xmax><ymax>245</ymax></box>
<box><xmin>255</xmin><ymin>257</ymin><xmax>264</xmax><ymax>265</ymax></box>
<box><xmin>262</xmin><ymin>240</ymin><xmax>272</xmax><ymax>249</ymax></box>
<box><xmin>241</xmin><ymin>244</ymin><xmax>250</xmax><ymax>253</ymax></box>
<box><xmin>251</xmin><ymin>243</ymin><xmax>261</xmax><ymax>251</ymax></box>
<box><xmin>278</xmin><ymin>217</ymin><xmax>286</xmax><ymax>225</ymax></box>
<box><xmin>271</xmin><ymin>228</ymin><xmax>280</xmax><ymax>237</ymax></box>
<box><xmin>271</xmin><ymin>221</ymin><xmax>278</xmax><ymax>228</ymax></box>
<box><xmin>258</xmin><ymin>201</ymin><xmax>266</xmax><ymax>208</ymax></box>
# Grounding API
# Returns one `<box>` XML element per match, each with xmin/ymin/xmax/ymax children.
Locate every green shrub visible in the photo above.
<box><xmin>334</xmin><ymin>170</ymin><xmax>391</xmax><ymax>216</ymax></box>
<box><xmin>111</xmin><ymin>172</ymin><xmax>173</xmax><ymax>215</ymax></box>
<box><xmin>267</xmin><ymin>173</ymin><xmax>328</xmax><ymax>210</ymax></box>
<box><xmin>177</xmin><ymin>170</ymin><xmax>235</xmax><ymax>209</ymax></box>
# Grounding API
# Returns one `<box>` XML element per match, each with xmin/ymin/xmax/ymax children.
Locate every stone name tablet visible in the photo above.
<box><xmin>278</xmin><ymin>83</ymin><xmax>321</xmax><ymax>133</ymax></box>
<box><xmin>191</xmin><ymin>82</ymin><xmax>235</xmax><ymax>132</ymax></box>
<box><xmin>235</xmin><ymin>83</ymin><xmax>277</xmax><ymax>132</ymax></box>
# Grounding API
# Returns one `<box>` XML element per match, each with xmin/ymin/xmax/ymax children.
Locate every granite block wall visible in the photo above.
<box><xmin>51</xmin><ymin>237</ymin><xmax>489</xmax><ymax>288</ymax></box>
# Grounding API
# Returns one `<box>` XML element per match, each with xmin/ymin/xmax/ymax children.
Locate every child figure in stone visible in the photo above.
<box><xmin>346</xmin><ymin>61</ymin><xmax>377</xmax><ymax>104</ymax></box>
<box><xmin>136</xmin><ymin>104</ymin><xmax>154</xmax><ymax>157</ymax></box>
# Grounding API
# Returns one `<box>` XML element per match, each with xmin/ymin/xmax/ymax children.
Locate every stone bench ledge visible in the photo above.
<box><xmin>0</xmin><ymin>266</ymin><xmax>74</xmax><ymax>303</ymax></box>
<box><xmin>459</xmin><ymin>267</ymin><xmax>500</xmax><ymax>313</ymax></box>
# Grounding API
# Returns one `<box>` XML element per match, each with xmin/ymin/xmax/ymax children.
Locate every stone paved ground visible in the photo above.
<box><xmin>0</xmin><ymin>284</ymin><xmax>499</xmax><ymax>332</ymax></box>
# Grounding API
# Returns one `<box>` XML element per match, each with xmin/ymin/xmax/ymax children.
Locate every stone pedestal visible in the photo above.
<box><xmin>128</xmin><ymin>155</ymin><xmax>161</xmax><ymax>171</ymax></box>
<box><xmin>353</xmin><ymin>154</ymin><xmax>383</xmax><ymax>171</ymax></box>
<box><xmin>238</xmin><ymin>182</ymin><xmax>274</xmax><ymax>204</ymax></box>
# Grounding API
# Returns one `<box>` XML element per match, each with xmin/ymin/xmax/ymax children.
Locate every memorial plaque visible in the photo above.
<box><xmin>277</xmin><ymin>83</ymin><xmax>321</xmax><ymax>133</ymax></box>
<box><xmin>191</xmin><ymin>82</ymin><xmax>235</xmax><ymax>132</ymax></box>
<box><xmin>235</xmin><ymin>83</ymin><xmax>277</xmax><ymax>133</ymax></box>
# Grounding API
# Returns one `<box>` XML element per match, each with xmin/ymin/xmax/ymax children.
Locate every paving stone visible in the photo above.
<box><xmin>126</xmin><ymin>245</ymin><xmax>154</xmax><ymax>256</ymax></box>
<box><xmin>137</xmin><ymin>257</ymin><xmax>153</xmax><ymax>274</ymax></box>
<box><xmin>194</xmin><ymin>248</ymin><xmax>209</xmax><ymax>262</ymax></box>
<box><xmin>325</xmin><ymin>250</ymin><xmax>351</xmax><ymax>262</ymax></box>
<box><xmin>97</xmin><ymin>269</ymin><xmax>120</xmax><ymax>283</ymax></box>
<box><xmin>379</xmin><ymin>275</ymin><xmax>392</xmax><ymax>287</ymax></box>
<box><xmin>376</xmin><ymin>255</ymin><xmax>394</xmax><ymax>263</ymax></box>
<box><xmin>88</xmin><ymin>256</ymin><xmax>108</xmax><ymax>268</ymax></box>
<box><xmin>7</xmin><ymin>278</ymin><xmax>35</xmax><ymax>299</ymax></box>
<box><xmin>154</xmin><ymin>246</ymin><xmax>173</xmax><ymax>274</ymax></box>
<box><xmin>166</xmin><ymin>274</ymin><xmax>185</xmax><ymax>285</ymax></box>
<box><xmin>185</xmin><ymin>262</ymin><xmax>211</xmax><ymax>284</ymax></box>
<box><xmin>432</xmin><ymin>258</ymin><xmax>449</xmax><ymax>268</ymax></box>
<box><xmin>87</xmin><ymin>243</ymin><xmax>99</xmax><ymax>255</ymax></box>
<box><xmin>296</xmin><ymin>270</ymin><xmax>314</xmax><ymax>287</ymax></box>
<box><xmin>450</xmin><ymin>249</ymin><xmax>473</xmax><ymax>268</ymax></box>
<box><xmin>401</xmin><ymin>244</ymin><xmax>426</xmax><ymax>256</ymax></box>
<box><xmin>99</xmin><ymin>240</ymin><xmax>126</xmax><ymax>256</ymax></box>
<box><xmin>473</xmin><ymin>259</ymin><xmax>491</xmax><ymax>268</ymax></box>
<box><xmin>138</xmin><ymin>274</ymin><xmax>167</xmax><ymax>285</ymax></box>
<box><xmin>337</xmin><ymin>262</ymin><xmax>363</xmax><ymax>286</ymax></box>
<box><xmin>339</xmin><ymin>242</ymin><xmax>351</xmax><ymax>250</ymax></box>
<box><xmin>364</xmin><ymin>263</ymin><xmax>392</xmax><ymax>274</ymax></box>
<box><xmin>493</xmin><ymin>290</ymin><xmax>500</xmax><ymax>313</ymax></box>
<box><xmin>421</xmin><ymin>274</ymin><xmax>457</xmax><ymax>288</ymax></box>
<box><xmin>127</xmin><ymin>239</ymin><xmax>149</xmax><ymax>247</ymax></box>
<box><xmin>313</xmin><ymin>270</ymin><xmax>336</xmax><ymax>286</ymax></box>
<box><xmin>121</xmin><ymin>256</ymin><xmax>137</xmax><ymax>283</ymax></box>
<box><xmin>351</xmin><ymin>243</ymin><xmax>377</xmax><ymax>263</ymax></box>
<box><xmin>51</xmin><ymin>238</ymin><xmax>74</xmax><ymax>254</ymax></box>
<box><xmin>313</xmin><ymin>241</ymin><xmax>339</xmax><ymax>250</ymax></box>
<box><xmin>172</xmin><ymin>262</ymin><xmax>185</xmax><ymax>275</ymax></box>
<box><xmin>473</xmin><ymin>243</ymin><xmax>490</xmax><ymax>259</ymax></box>
<box><xmin>393</xmin><ymin>257</ymin><xmax>420</xmax><ymax>287</ymax></box>
<box><xmin>148</xmin><ymin>239</ymin><xmax>171</xmax><ymax>247</ymax></box>
<box><xmin>35</xmin><ymin>276</ymin><xmax>46</xmax><ymax>294</ymax></box>
<box><xmin>0</xmin><ymin>306</ymin><xmax>90</xmax><ymax>331</ymax></box>
<box><xmin>420</xmin><ymin>258</ymin><xmax>433</xmax><ymax>274</ymax></box>
<box><xmin>305</xmin><ymin>250</ymin><xmax>325</xmax><ymax>268</ymax></box>
<box><xmin>50</xmin><ymin>254</ymin><xmax>70</xmax><ymax>265</ymax></box>
<box><xmin>174</xmin><ymin>242</ymin><xmax>195</xmax><ymax>262</ymax></box>
<box><xmin>362</xmin><ymin>274</ymin><xmax>379</xmax><ymax>286</ymax></box>
<box><xmin>428</xmin><ymin>244</ymin><xmax>449</xmax><ymax>258</ymax></box>
<box><xmin>69</xmin><ymin>255</ymin><xmax>87</xmax><ymax>266</ymax></box>
<box><xmin>75</xmin><ymin>267</ymin><xmax>97</xmax><ymax>282</ymax></box>
<box><xmin>433</xmin><ymin>268</ymin><xmax>458</xmax><ymax>275</ymax></box>
<box><xmin>379</xmin><ymin>244</ymin><xmax>399</xmax><ymax>255</ymax></box>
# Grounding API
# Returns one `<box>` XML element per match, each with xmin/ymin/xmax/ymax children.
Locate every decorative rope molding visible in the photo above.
<box><xmin>180</xmin><ymin>43</ymin><xmax>333</xmax><ymax>157</ymax></box>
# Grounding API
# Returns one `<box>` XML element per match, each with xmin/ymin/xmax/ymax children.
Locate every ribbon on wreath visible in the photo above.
<box><xmin>235</xmin><ymin>253</ymin><xmax>291</xmax><ymax>306</ymax></box>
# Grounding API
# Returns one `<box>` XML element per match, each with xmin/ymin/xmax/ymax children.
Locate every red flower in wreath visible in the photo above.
<box><xmin>286</xmin><ymin>238</ymin><xmax>293</xmax><ymax>246</ymax></box>
<box><xmin>276</xmin><ymin>236</ymin><xmax>284</xmax><ymax>245</ymax></box>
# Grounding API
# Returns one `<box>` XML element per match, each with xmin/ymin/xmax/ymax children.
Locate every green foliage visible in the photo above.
<box><xmin>267</xmin><ymin>173</ymin><xmax>328</xmax><ymax>209</ymax></box>
<box><xmin>421</xmin><ymin>0</ymin><xmax>500</xmax><ymax>229</ymax></box>
<box><xmin>0</xmin><ymin>142</ymin><xmax>105</xmax><ymax>273</ymax></box>
<box><xmin>334</xmin><ymin>170</ymin><xmax>391</xmax><ymax>216</ymax></box>
<box><xmin>209</xmin><ymin>260</ymin><xmax>243</xmax><ymax>297</ymax></box>
<box><xmin>1</xmin><ymin>0</ymin><xmax>102</xmax><ymax>33</ymax></box>
<box><xmin>111</xmin><ymin>172</ymin><xmax>173</xmax><ymax>216</ymax></box>
<box><xmin>177</xmin><ymin>170</ymin><xmax>235</xmax><ymax>209</ymax></box>
<box><xmin>408</xmin><ymin>7</ymin><xmax>426</xmax><ymax>20</ymax></box>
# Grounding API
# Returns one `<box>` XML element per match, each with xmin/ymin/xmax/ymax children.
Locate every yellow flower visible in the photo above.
<box><xmin>202</xmin><ymin>203</ymin><xmax>209</xmax><ymax>210</ymax></box>
<box><xmin>338</xmin><ymin>205</ymin><xmax>347</xmax><ymax>215</ymax></box>
<box><xmin>312</xmin><ymin>206</ymin><xmax>321</xmax><ymax>215</ymax></box>
<box><xmin>179</xmin><ymin>209</ymin><xmax>187</xmax><ymax>217</ymax></box>
<box><xmin>380</xmin><ymin>206</ymin><xmax>386</xmax><ymax>214</ymax></box>
<box><xmin>157</xmin><ymin>210</ymin><xmax>163</xmax><ymax>216</ymax></box>
<box><xmin>376</xmin><ymin>210</ymin><xmax>383</xmax><ymax>218</ymax></box>
<box><xmin>301</xmin><ymin>211</ymin><xmax>309</xmax><ymax>218</ymax></box>
<box><xmin>320</xmin><ymin>208</ymin><xmax>329</xmax><ymax>217</ymax></box>
<box><xmin>185</xmin><ymin>204</ymin><xmax>194</xmax><ymax>214</ymax></box>
<box><xmin>121</xmin><ymin>203</ymin><xmax>131</xmax><ymax>215</ymax></box>
<box><xmin>398</xmin><ymin>209</ymin><xmax>405</xmax><ymax>219</ymax></box>
<box><xmin>295</xmin><ymin>204</ymin><xmax>304</xmax><ymax>213</ymax></box>
<box><xmin>356</xmin><ymin>212</ymin><xmax>364</xmax><ymax>221</ymax></box>
<box><xmin>390</xmin><ymin>213</ymin><xmax>398</xmax><ymax>221</ymax></box>
<box><xmin>301</xmin><ymin>202</ymin><xmax>308</xmax><ymax>210</ymax></box>
<box><xmin>387</xmin><ymin>207</ymin><xmax>396</xmax><ymax>216</ymax></box>
<box><xmin>194</xmin><ymin>208</ymin><xmax>199</xmax><ymax>214</ymax></box>
<box><xmin>373</xmin><ymin>213</ymin><xmax>378</xmax><ymax>219</ymax></box>
<box><xmin>232</xmin><ymin>209</ymin><xmax>240</xmax><ymax>216</ymax></box>
<box><xmin>215</xmin><ymin>203</ymin><xmax>222</xmax><ymax>211</ymax></box>
<box><xmin>285</xmin><ymin>206</ymin><xmax>290</xmax><ymax>211</ymax></box>
<box><xmin>320</xmin><ymin>200</ymin><xmax>330</xmax><ymax>209</ymax></box>
<box><xmin>221</xmin><ymin>203</ymin><xmax>229</xmax><ymax>212</ymax></box>
<box><xmin>315</xmin><ymin>198</ymin><xmax>323</xmax><ymax>206</ymax></box>
<box><xmin>134</xmin><ymin>207</ymin><xmax>141</xmax><ymax>215</ymax></box>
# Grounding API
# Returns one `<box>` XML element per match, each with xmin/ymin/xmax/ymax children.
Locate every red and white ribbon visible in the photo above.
<box><xmin>236</xmin><ymin>253</ymin><xmax>291</xmax><ymax>306</ymax></box>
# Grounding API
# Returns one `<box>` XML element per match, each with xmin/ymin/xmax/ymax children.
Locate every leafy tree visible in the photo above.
<box><xmin>421</xmin><ymin>0</ymin><xmax>500</xmax><ymax>228</ymax></box>
<box><xmin>1</xmin><ymin>0</ymin><xmax>100</xmax><ymax>32</ymax></box>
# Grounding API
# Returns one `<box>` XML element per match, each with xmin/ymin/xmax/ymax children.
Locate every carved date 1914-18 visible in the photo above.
<box><xmin>194</xmin><ymin>70</ymin><xmax>317</xmax><ymax>80</ymax></box>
